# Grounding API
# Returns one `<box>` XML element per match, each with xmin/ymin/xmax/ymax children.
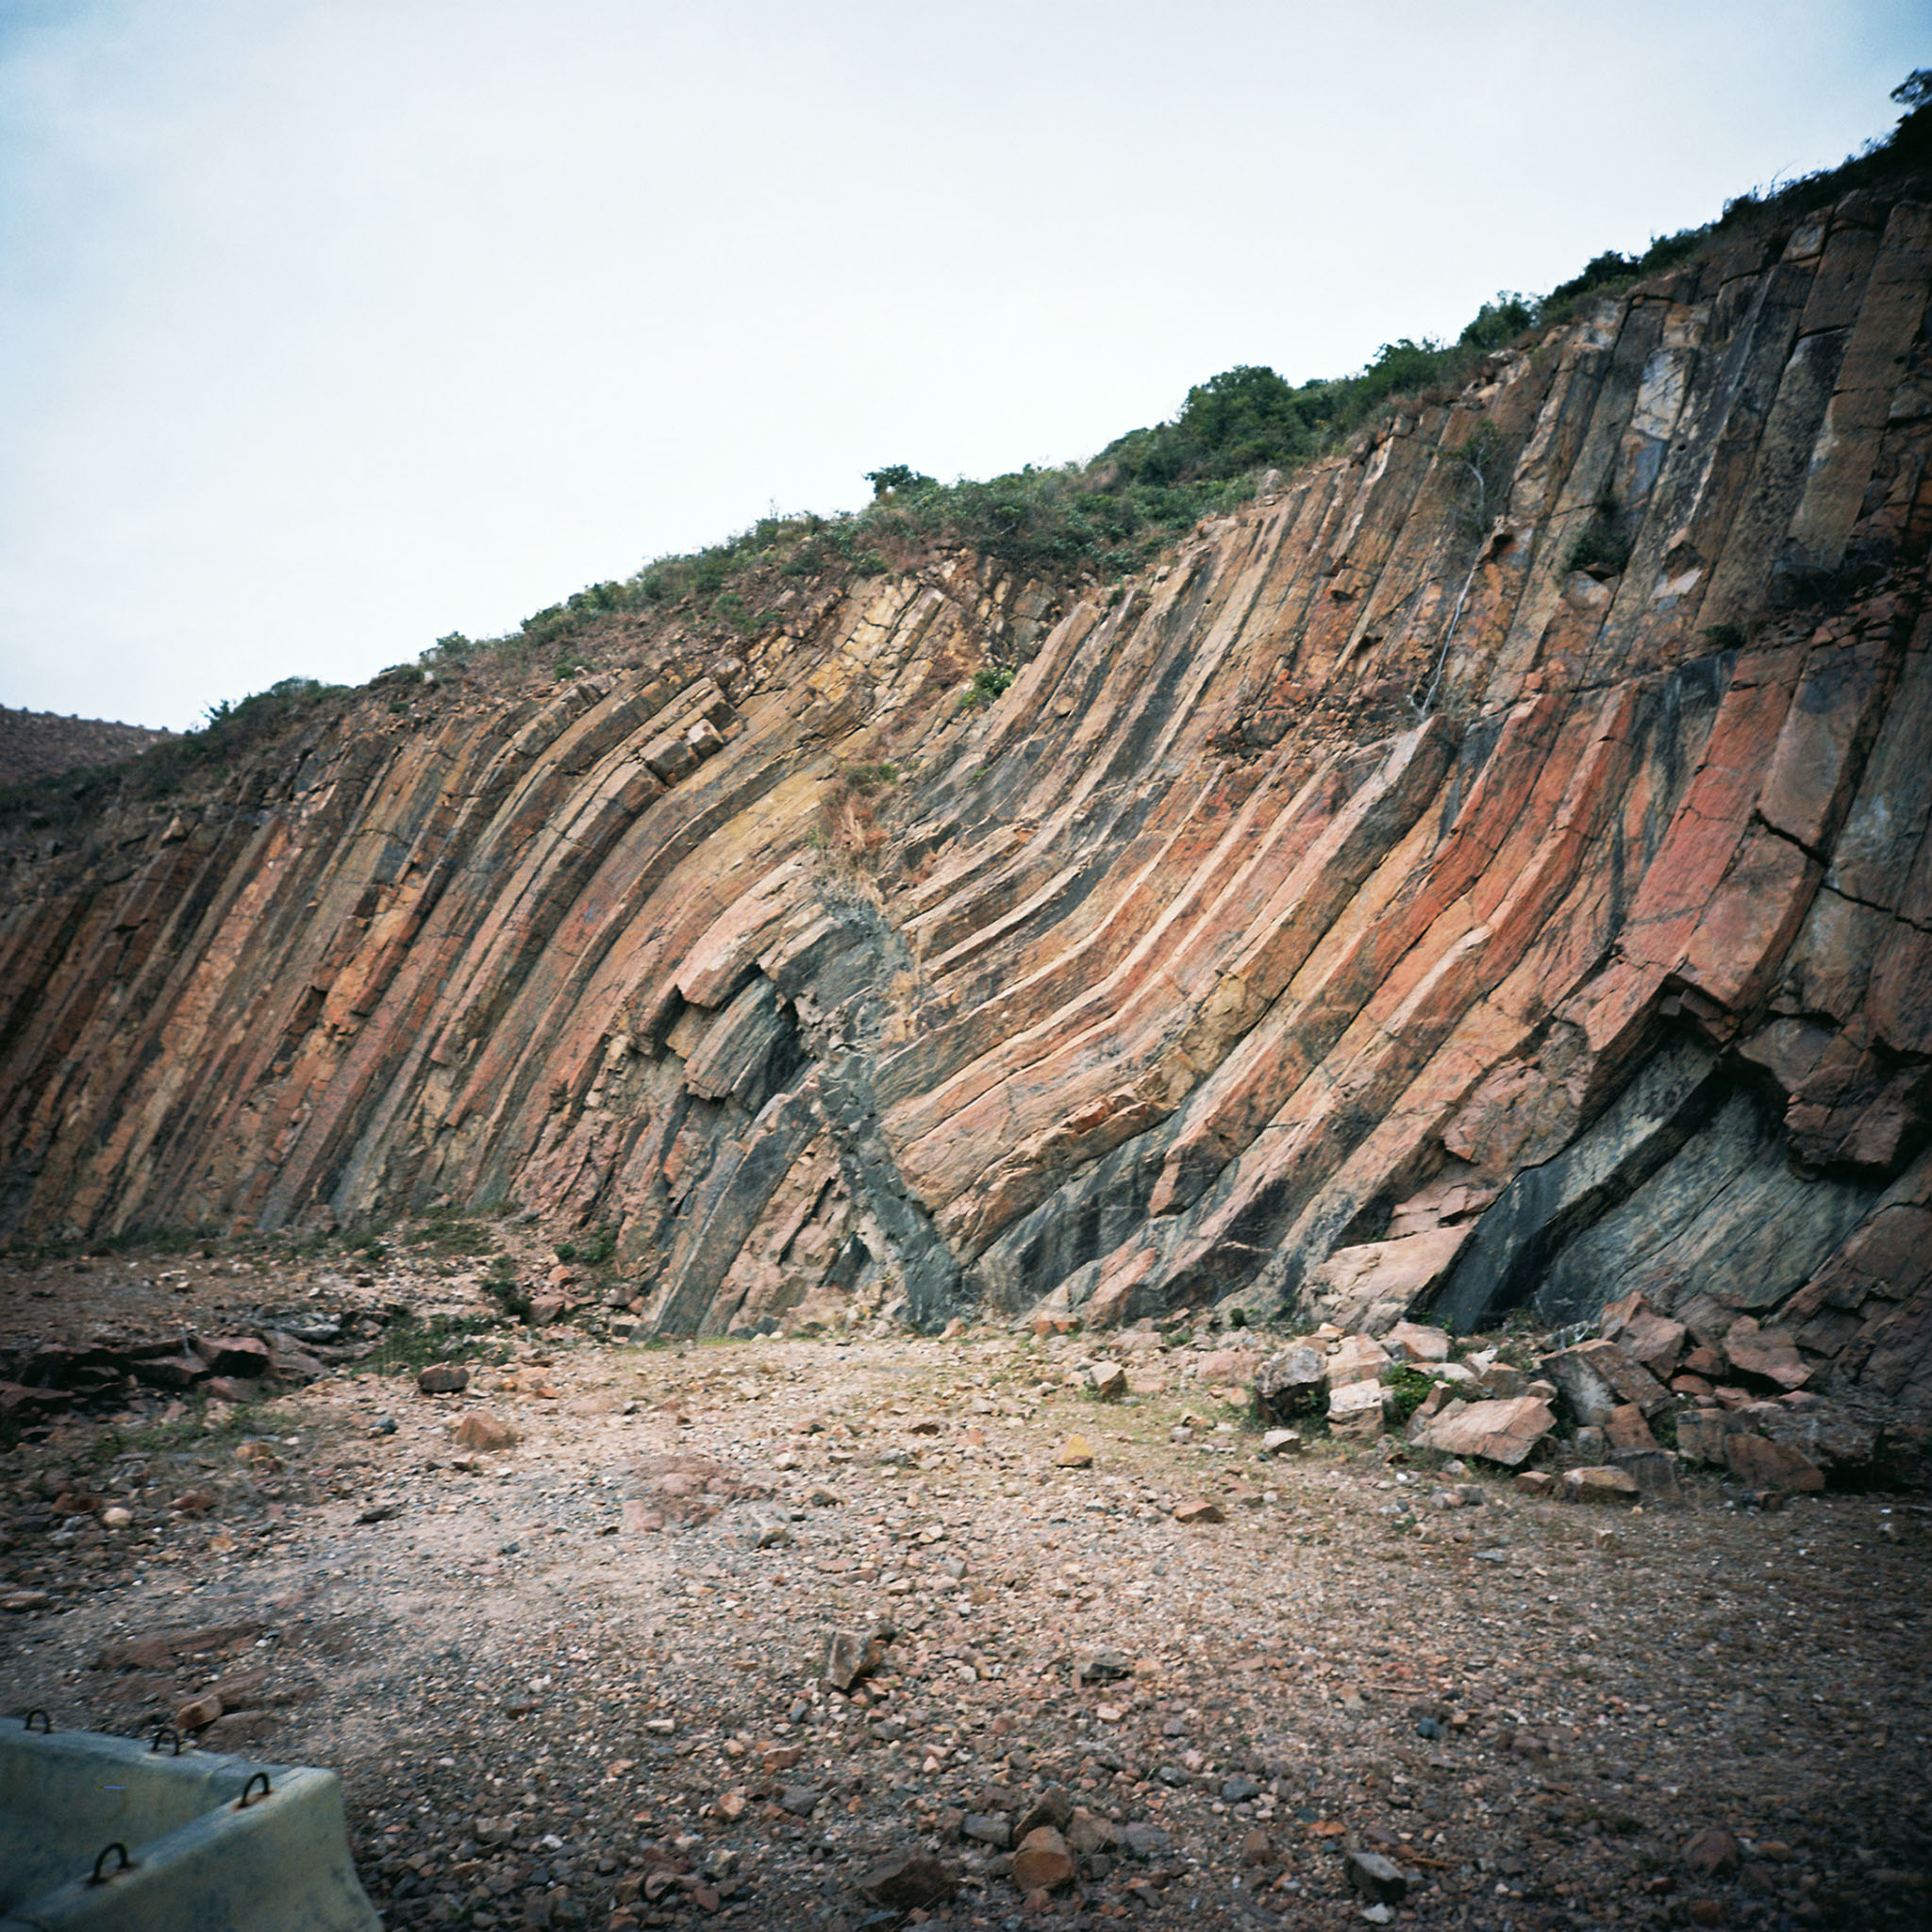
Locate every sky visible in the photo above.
<box><xmin>1</xmin><ymin>1</ymin><xmax>1924</xmax><ymax>731</ymax></box>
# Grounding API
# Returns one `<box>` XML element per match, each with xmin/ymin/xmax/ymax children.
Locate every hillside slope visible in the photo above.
<box><xmin>0</xmin><ymin>706</ymin><xmax>175</xmax><ymax>789</ymax></box>
<box><xmin>4</xmin><ymin>181</ymin><xmax>1930</xmax><ymax>1420</ymax></box>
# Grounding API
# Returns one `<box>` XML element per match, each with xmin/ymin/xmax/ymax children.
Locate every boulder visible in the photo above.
<box><xmin>1562</xmin><ymin>1466</ymin><xmax>1641</xmax><ymax>1504</ymax></box>
<box><xmin>825</xmin><ymin>1628</ymin><xmax>889</xmax><ymax>1691</ymax></box>
<box><xmin>1195</xmin><ymin>1348</ymin><xmax>1258</xmax><ymax>1387</ymax></box>
<box><xmin>1253</xmin><ymin>1347</ymin><xmax>1328</xmax><ymax>1420</ymax></box>
<box><xmin>1757</xmin><ymin>1401</ymin><xmax>1881</xmax><ymax>1474</ymax></box>
<box><xmin>192</xmin><ymin>1335</ymin><xmax>272</xmax><ymax>1377</ymax></box>
<box><xmin>1599</xmin><ymin>1293</ymin><xmax>1688</xmax><ymax>1379</ymax></box>
<box><xmin>417</xmin><ymin>1363</ymin><xmax>471</xmax><ymax>1395</ymax></box>
<box><xmin>1325</xmin><ymin>1378</ymin><xmax>1389</xmax><ymax>1440</ymax></box>
<box><xmin>1421</xmin><ymin>1395</ymin><xmax>1555</xmax><ymax>1467</ymax></box>
<box><xmin>858</xmin><ymin>1849</ymin><xmax>955</xmax><ymax>1909</ymax></box>
<box><xmin>1724</xmin><ymin>1433</ymin><xmax>1824</xmax><ymax>1492</ymax></box>
<box><xmin>1603</xmin><ymin>1402</ymin><xmax>1656</xmax><ymax>1451</ymax></box>
<box><xmin>1609</xmin><ymin>1448</ymin><xmax>1680</xmax><ymax>1498</ymax></box>
<box><xmin>1721</xmin><ymin>1316</ymin><xmax>1811</xmax><ymax>1391</ymax></box>
<box><xmin>1384</xmin><ymin>1321</ymin><xmax>1451</xmax><ymax>1363</ymax></box>
<box><xmin>451</xmin><ymin>1411</ymin><xmax>517</xmax><ymax>1451</ymax></box>
<box><xmin>1011</xmin><ymin>1827</ymin><xmax>1075</xmax><ymax>1892</ymax></box>
<box><xmin>1326</xmin><ymin>1333</ymin><xmax>1391</xmax><ymax>1389</ymax></box>
<box><xmin>1541</xmin><ymin>1339</ymin><xmax>1671</xmax><ymax>1424</ymax></box>
<box><xmin>1469</xmin><ymin>1358</ymin><xmax>1527</xmax><ymax>1399</ymax></box>
<box><xmin>1674</xmin><ymin>1408</ymin><xmax>1739</xmax><ymax>1465</ymax></box>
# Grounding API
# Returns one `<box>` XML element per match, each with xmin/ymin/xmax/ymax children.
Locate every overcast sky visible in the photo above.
<box><xmin>1</xmin><ymin>1</ymin><xmax>1923</xmax><ymax>731</ymax></box>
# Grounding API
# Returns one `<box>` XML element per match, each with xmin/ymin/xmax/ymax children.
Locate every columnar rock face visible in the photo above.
<box><xmin>4</xmin><ymin>187</ymin><xmax>1931</xmax><ymax>1414</ymax></box>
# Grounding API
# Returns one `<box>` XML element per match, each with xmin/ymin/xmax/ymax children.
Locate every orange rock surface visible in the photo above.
<box><xmin>3</xmin><ymin>185</ymin><xmax>1930</xmax><ymax>1417</ymax></box>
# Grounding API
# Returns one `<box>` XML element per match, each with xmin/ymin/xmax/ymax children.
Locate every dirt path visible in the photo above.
<box><xmin>2</xmin><ymin>1299</ymin><xmax>1929</xmax><ymax>1932</ymax></box>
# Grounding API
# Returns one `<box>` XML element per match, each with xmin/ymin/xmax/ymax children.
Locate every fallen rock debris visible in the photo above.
<box><xmin>0</xmin><ymin>1253</ymin><xmax>1926</xmax><ymax>1930</ymax></box>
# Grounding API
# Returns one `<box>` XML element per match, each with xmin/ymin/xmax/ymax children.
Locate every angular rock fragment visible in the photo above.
<box><xmin>193</xmin><ymin>1335</ymin><xmax>272</xmax><ymax>1377</ymax></box>
<box><xmin>1172</xmin><ymin>1497</ymin><xmax>1224</xmax><ymax>1524</ymax></box>
<box><xmin>1562</xmin><ymin>1466</ymin><xmax>1641</xmax><ymax>1504</ymax></box>
<box><xmin>1345</xmin><ymin>1849</ymin><xmax>1409</xmax><ymax>1903</ymax></box>
<box><xmin>452</xmin><ymin>1411</ymin><xmax>517</xmax><ymax>1451</ymax></box>
<box><xmin>416</xmin><ymin>1363</ymin><xmax>470</xmax><ymax>1394</ymax></box>
<box><xmin>1721</xmin><ymin>1316</ymin><xmax>1811</xmax><ymax>1391</ymax></box>
<box><xmin>1055</xmin><ymin>1435</ymin><xmax>1095</xmax><ymax>1468</ymax></box>
<box><xmin>1326</xmin><ymin>1333</ymin><xmax>1391</xmax><ymax>1388</ymax></box>
<box><xmin>1089</xmin><ymin>1360</ymin><xmax>1127</xmax><ymax>1400</ymax></box>
<box><xmin>1013</xmin><ymin>1786</ymin><xmax>1074</xmax><ymax>1841</ymax></box>
<box><xmin>1724</xmin><ymin>1433</ymin><xmax>1824</xmax><ymax>1491</ymax></box>
<box><xmin>825</xmin><ymin>1627</ymin><xmax>889</xmax><ymax>1691</ymax></box>
<box><xmin>1385</xmin><ymin>1321</ymin><xmax>1451</xmax><ymax>1362</ymax></box>
<box><xmin>1253</xmin><ymin>1347</ymin><xmax>1327</xmax><ymax>1419</ymax></box>
<box><xmin>1012</xmin><ymin>1826</ymin><xmax>1075</xmax><ymax>1892</ymax></box>
<box><xmin>857</xmin><ymin>1850</ymin><xmax>955</xmax><ymax>1910</ymax></box>
<box><xmin>1120</xmin><ymin>1821</ymin><xmax>1173</xmax><ymax>1861</ymax></box>
<box><xmin>1325</xmin><ymin>1378</ymin><xmax>1388</xmax><ymax>1440</ymax></box>
<box><xmin>1065</xmin><ymin>1808</ymin><xmax>1116</xmax><ymax>1855</ymax></box>
<box><xmin>1421</xmin><ymin>1395</ymin><xmax>1555</xmax><ymax>1467</ymax></box>
<box><xmin>1682</xmin><ymin>1828</ymin><xmax>1742</xmax><ymax>1877</ymax></box>
<box><xmin>1541</xmin><ymin>1340</ymin><xmax>1672</xmax><ymax>1423</ymax></box>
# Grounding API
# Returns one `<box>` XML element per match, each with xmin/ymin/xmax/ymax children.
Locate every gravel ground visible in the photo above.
<box><xmin>1</xmin><ymin>1262</ymin><xmax>1929</xmax><ymax>1932</ymax></box>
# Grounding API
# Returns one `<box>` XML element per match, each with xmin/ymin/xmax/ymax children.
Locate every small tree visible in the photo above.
<box><xmin>865</xmin><ymin>465</ymin><xmax>935</xmax><ymax>499</ymax></box>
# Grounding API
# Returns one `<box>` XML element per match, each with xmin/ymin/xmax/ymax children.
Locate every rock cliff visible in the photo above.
<box><xmin>5</xmin><ymin>182</ymin><xmax>1931</xmax><ymax>1419</ymax></box>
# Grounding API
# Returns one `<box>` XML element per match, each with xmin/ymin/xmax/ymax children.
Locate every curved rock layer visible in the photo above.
<box><xmin>4</xmin><ymin>187</ymin><xmax>1931</xmax><ymax>1413</ymax></box>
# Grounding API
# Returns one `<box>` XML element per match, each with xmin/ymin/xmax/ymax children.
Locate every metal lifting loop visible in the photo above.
<box><xmin>150</xmin><ymin>1724</ymin><xmax>183</xmax><ymax>1756</ymax></box>
<box><xmin>236</xmin><ymin>1771</ymin><xmax>274</xmax><ymax>1808</ymax></box>
<box><xmin>23</xmin><ymin>1708</ymin><xmax>52</xmax><ymax>1733</ymax></box>
<box><xmin>89</xmin><ymin>1843</ymin><xmax>134</xmax><ymax>1885</ymax></box>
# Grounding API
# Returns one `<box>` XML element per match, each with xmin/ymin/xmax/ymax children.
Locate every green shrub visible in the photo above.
<box><xmin>556</xmin><ymin>1223</ymin><xmax>619</xmax><ymax>1267</ymax></box>
<box><xmin>1568</xmin><ymin>493</ymin><xmax>1633</xmax><ymax>575</ymax></box>
<box><xmin>960</xmin><ymin>665</ymin><xmax>1016</xmax><ymax>709</ymax></box>
<box><xmin>866</xmin><ymin>465</ymin><xmax>937</xmax><ymax>497</ymax></box>
<box><xmin>1385</xmin><ymin>1364</ymin><xmax>1438</xmax><ymax>1423</ymax></box>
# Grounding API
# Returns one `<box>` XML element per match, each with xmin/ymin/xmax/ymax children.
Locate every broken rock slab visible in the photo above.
<box><xmin>1420</xmin><ymin>1395</ymin><xmax>1556</xmax><ymax>1468</ymax></box>
<box><xmin>1384</xmin><ymin>1321</ymin><xmax>1451</xmax><ymax>1363</ymax></box>
<box><xmin>1562</xmin><ymin>1466</ymin><xmax>1641</xmax><ymax>1504</ymax></box>
<box><xmin>1724</xmin><ymin>1433</ymin><xmax>1825</xmax><ymax>1492</ymax></box>
<box><xmin>1609</xmin><ymin>1448</ymin><xmax>1681</xmax><ymax>1499</ymax></box>
<box><xmin>858</xmin><ymin>1848</ymin><xmax>956</xmax><ymax>1908</ymax></box>
<box><xmin>1721</xmin><ymin>1316</ymin><xmax>1811</xmax><ymax>1391</ymax></box>
<box><xmin>1599</xmin><ymin>1292</ymin><xmax>1688</xmax><ymax>1379</ymax></box>
<box><xmin>1326</xmin><ymin>1333</ymin><xmax>1391</xmax><ymax>1388</ymax></box>
<box><xmin>1541</xmin><ymin>1339</ymin><xmax>1671</xmax><ymax>1424</ymax></box>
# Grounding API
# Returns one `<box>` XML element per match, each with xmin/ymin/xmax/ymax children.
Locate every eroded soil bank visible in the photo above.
<box><xmin>1</xmin><ymin>1256</ymin><xmax>1928</xmax><ymax>1932</ymax></box>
